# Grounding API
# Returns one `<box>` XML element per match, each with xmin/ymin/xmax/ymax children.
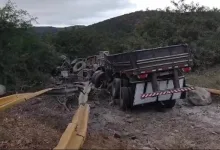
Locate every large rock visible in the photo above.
<box><xmin>0</xmin><ymin>84</ymin><xmax>6</xmax><ymax>96</ymax></box>
<box><xmin>188</xmin><ymin>87</ymin><xmax>212</xmax><ymax>106</ymax></box>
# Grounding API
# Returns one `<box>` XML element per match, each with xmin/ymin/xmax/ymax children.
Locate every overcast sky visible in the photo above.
<box><xmin>0</xmin><ymin>0</ymin><xmax>219</xmax><ymax>27</ymax></box>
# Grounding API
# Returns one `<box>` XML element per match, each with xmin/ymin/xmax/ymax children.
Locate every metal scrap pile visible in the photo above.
<box><xmin>51</xmin><ymin>54</ymin><xmax>101</xmax><ymax>84</ymax></box>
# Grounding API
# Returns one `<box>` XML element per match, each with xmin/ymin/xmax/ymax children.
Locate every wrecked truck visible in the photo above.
<box><xmin>91</xmin><ymin>44</ymin><xmax>193</xmax><ymax>110</ymax></box>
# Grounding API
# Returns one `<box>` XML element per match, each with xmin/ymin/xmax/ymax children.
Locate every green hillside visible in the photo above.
<box><xmin>53</xmin><ymin>0</ymin><xmax>220</xmax><ymax>69</ymax></box>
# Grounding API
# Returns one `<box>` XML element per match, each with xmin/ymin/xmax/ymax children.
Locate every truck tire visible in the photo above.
<box><xmin>94</xmin><ymin>71</ymin><xmax>105</xmax><ymax>88</ymax></box>
<box><xmin>120</xmin><ymin>87</ymin><xmax>132</xmax><ymax>111</ymax></box>
<box><xmin>83</xmin><ymin>70</ymin><xmax>90</xmax><ymax>79</ymax></box>
<box><xmin>91</xmin><ymin>70</ymin><xmax>102</xmax><ymax>84</ymax></box>
<box><xmin>73</xmin><ymin>61</ymin><xmax>86</xmax><ymax>73</ymax></box>
<box><xmin>112</xmin><ymin>78</ymin><xmax>121</xmax><ymax>99</ymax></box>
<box><xmin>158</xmin><ymin>100</ymin><xmax>176</xmax><ymax>109</ymax></box>
<box><xmin>180</xmin><ymin>79</ymin><xmax>186</xmax><ymax>99</ymax></box>
<box><xmin>122</xmin><ymin>79</ymin><xmax>129</xmax><ymax>87</ymax></box>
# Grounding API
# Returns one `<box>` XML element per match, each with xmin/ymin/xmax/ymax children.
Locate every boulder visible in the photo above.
<box><xmin>0</xmin><ymin>84</ymin><xmax>6</xmax><ymax>95</ymax></box>
<box><xmin>188</xmin><ymin>87</ymin><xmax>212</xmax><ymax>106</ymax></box>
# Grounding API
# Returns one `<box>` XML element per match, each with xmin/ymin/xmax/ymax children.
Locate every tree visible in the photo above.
<box><xmin>0</xmin><ymin>1</ymin><xmax>59</xmax><ymax>92</ymax></box>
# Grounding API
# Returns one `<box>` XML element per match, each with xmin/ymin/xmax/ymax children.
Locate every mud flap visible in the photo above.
<box><xmin>180</xmin><ymin>78</ymin><xmax>186</xmax><ymax>99</ymax></box>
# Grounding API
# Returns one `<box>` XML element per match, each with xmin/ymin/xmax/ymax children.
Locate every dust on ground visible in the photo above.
<box><xmin>84</xmin><ymin>94</ymin><xmax>220</xmax><ymax>149</ymax></box>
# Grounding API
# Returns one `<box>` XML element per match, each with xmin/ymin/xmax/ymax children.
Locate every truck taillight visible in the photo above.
<box><xmin>182</xmin><ymin>67</ymin><xmax>191</xmax><ymax>73</ymax></box>
<box><xmin>138</xmin><ymin>74</ymin><xmax>148</xmax><ymax>79</ymax></box>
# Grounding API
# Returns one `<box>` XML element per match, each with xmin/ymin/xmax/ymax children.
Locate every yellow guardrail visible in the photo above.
<box><xmin>55</xmin><ymin>82</ymin><xmax>91</xmax><ymax>150</ymax></box>
<box><xmin>0</xmin><ymin>88</ymin><xmax>53</xmax><ymax>111</ymax></box>
<box><xmin>206</xmin><ymin>88</ymin><xmax>220</xmax><ymax>95</ymax></box>
<box><xmin>54</xmin><ymin>104</ymin><xmax>90</xmax><ymax>150</ymax></box>
<box><xmin>0</xmin><ymin>82</ymin><xmax>91</xmax><ymax>150</ymax></box>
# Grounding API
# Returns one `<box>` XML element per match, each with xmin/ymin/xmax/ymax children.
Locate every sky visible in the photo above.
<box><xmin>0</xmin><ymin>0</ymin><xmax>219</xmax><ymax>27</ymax></box>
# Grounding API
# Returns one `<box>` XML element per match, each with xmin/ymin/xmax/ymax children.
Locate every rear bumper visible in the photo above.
<box><xmin>141</xmin><ymin>86</ymin><xmax>194</xmax><ymax>98</ymax></box>
<box><xmin>133</xmin><ymin>77</ymin><xmax>193</xmax><ymax>106</ymax></box>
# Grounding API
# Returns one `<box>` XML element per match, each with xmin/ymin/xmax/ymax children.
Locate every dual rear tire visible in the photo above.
<box><xmin>112</xmin><ymin>78</ymin><xmax>121</xmax><ymax>99</ymax></box>
<box><xmin>111</xmin><ymin>78</ymin><xmax>133</xmax><ymax>110</ymax></box>
<box><xmin>120</xmin><ymin>87</ymin><xmax>133</xmax><ymax>110</ymax></box>
<box><xmin>157</xmin><ymin>100</ymin><xmax>176</xmax><ymax>109</ymax></box>
<box><xmin>91</xmin><ymin>70</ymin><xmax>105</xmax><ymax>88</ymax></box>
<box><xmin>111</xmin><ymin>78</ymin><xmax>176</xmax><ymax>111</ymax></box>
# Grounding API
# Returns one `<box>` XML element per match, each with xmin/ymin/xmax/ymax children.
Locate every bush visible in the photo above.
<box><xmin>0</xmin><ymin>1</ymin><xmax>60</xmax><ymax>92</ymax></box>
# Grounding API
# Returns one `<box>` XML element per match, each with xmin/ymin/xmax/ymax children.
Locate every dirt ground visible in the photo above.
<box><xmin>1</xmin><ymin>68</ymin><xmax>220</xmax><ymax>149</ymax></box>
<box><xmin>0</xmin><ymin>96</ymin><xmax>76</xmax><ymax>149</ymax></box>
<box><xmin>84</xmin><ymin>94</ymin><xmax>220</xmax><ymax>149</ymax></box>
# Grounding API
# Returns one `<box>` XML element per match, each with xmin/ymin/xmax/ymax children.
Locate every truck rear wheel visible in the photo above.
<box><xmin>91</xmin><ymin>70</ymin><xmax>102</xmax><ymax>84</ymax></box>
<box><xmin>158</xmin><ymin>100</ymin><xmax>176</xmax><ymax>109</ymax></box>
<box><xmin>112</xmin><ymin>78</ymin><xmax>121</xmax><ymax>99</ymax></box>
<box><xmin>122</xmin><ymin>79</ymin><xmax>129</xmax><ymax>87</ymax></box>
<box><xmin>120</xmin><ymin>87</ymin><xmax>132</xmax><ymax>111</ymax></box>
<box><xmin>94</xmin><ymin>71</ymin><xmax>105</xmax><ymax>88</ymax></box>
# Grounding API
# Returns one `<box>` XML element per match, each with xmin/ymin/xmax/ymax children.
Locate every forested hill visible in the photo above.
<box><xmin>52</xmin><ymin>1</ymin><xmax>220</xmax><ymax>69</ymax></box>
<box><xmin>32</xmin><ymin>25</ymin><xmax>85</xmax><ymax>35</ymax></box>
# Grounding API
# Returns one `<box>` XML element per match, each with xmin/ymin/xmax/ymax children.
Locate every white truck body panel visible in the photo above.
<box><xmin>133</xmin><ymin>78</ymin><xmax>184</xmax><ymax>106</ymax></box>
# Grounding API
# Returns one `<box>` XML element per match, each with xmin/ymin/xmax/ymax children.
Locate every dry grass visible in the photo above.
<box><xmin>186</xmin><ymin>65</ymin><xmax>220</xmax><ymax>89</ymax></box>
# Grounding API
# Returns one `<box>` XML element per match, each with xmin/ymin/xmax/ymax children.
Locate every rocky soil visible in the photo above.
<box><xmin>1</xmin><ymin>91</ymin><xmax>220</xmax><ymax>149</ymax></box>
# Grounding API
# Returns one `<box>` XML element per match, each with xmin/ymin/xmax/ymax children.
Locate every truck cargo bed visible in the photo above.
<box><xmin>105</xmin><ymin>44</ymin><xmax>192</xmax><ymax>74</ymax></box>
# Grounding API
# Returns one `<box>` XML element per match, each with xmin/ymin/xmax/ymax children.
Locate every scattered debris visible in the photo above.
<box><xmin>127</xmin><ymin>118</ymin><xmax>135</xmax><ymax>123</ymax></box>
<box><xmin>109</xmin><ymin>101</ymin><xmax>114</xmax><ymax>106</ymax></box>
<box><xmin>90</xmin><ymin>104</ymin><xmax>96</xmax><ymax>109</ymax></box>
<box><xmin>126</xmin><ymin>114</ymin><xmax>131</xmax><ymax>118</ymax></box>
<box><xmin>142</xmin><ymin>146</ymin><xmax>151</xmax><ymax>150</ymax></box>
<box><xmin>114</xmin><ymin>132</ymin><xmax>121</xmax><ymax>139</ymax></box>
<box><xmin>130</xmin><ymin>136</ymin><xmax>137</xmax><ymax>140</ymax></box>
<box><xmin>94</xmin><ymin>101</ymin><xmax>100</xmax><ymax>105</ymax></box>
<box><xmin>142</xmin><ymin>131</ymin><xmax>148</xmax><ymax>136</ymax></box>
<box><xmin>122</xmin><ymin>132</ymin><xmax>131</xmax><ymax>137</ymax></box>
<box><xmin>135</xmin><ymin>129</ymin><xmax>141</xmax><ymax>133</ymax></box>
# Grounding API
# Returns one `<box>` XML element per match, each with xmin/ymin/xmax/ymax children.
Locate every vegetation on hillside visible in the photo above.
<box><xmin>53</xmin><ymin>0</ymin><xmax>220</xmax><ymax>69</ymax></box>
<box><xmin>1</xmin><ymin>0</ymin><xmax>220</xmax><ymax>92</ymax></box>
<box><xmin>0</xmin><ymin>1</ymin><xmax>60</xmax><ymax>92</ymax></box>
